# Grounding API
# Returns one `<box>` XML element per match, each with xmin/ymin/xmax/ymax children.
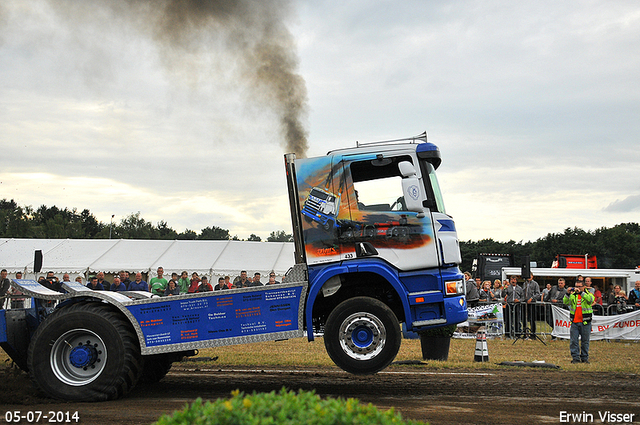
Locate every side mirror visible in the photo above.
<box><xmin>398</xmin><ymin>161</ymin><xmax>417</xmax><ymax>178</ymax></box>
<box><xmin>398</xmin><ymin>162</ymin><xmax>425</xmax><ymax>216</ymax></box>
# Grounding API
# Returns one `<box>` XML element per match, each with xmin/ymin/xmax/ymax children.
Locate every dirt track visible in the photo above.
<box><xmin>1</xmin><ymin>364</ymin><xmax>639</xmax><ymax>424</ymax></box>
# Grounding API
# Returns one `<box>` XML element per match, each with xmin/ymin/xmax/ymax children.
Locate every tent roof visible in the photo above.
<box><xmin>149</xmin><ymin>240</ymin><xmax>230</xmax><ymax>275</ymax></box>
<box><xmin>0</xmin><ymin>238</ymin><xmax>295</xmax><ymax>277</ymax></box>
<box><xmin>90</xmin><ymin>239</ymin><xmax>176</xmax><ymax>273</ymax></box>
<box><xmin>0</xmin><ymin>239</ymin><xmax>64</xmax><ymax>272</ymax></box>
<box><xmin>32</xmin><ymin>239</ymin><xmax>120</xmax><ymax>273</ymax></box>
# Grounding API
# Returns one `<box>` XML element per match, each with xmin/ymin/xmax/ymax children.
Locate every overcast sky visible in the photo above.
<box><xmin>1</xmin><ymin>0</ymin><xmax>639</xmax><ymax>243</ymax></box>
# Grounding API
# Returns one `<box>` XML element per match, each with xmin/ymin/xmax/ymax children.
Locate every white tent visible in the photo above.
<box><xmin>0</xmin><ymin>238</ymin><xmax>296</xmax><ymax>280</ymax></box>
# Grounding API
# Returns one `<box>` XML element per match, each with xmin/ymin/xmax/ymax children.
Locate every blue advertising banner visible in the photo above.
<box><xmin>126</xmin><ymin>285</ymin><xmax>305</xmax><ymax>348</ymax></box>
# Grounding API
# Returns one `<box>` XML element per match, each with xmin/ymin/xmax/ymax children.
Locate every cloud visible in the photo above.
<box><xmin>290</xmin><ymin>1</ymin><xmax>640</xmax><ymax>241</ymax></box>
<box><xmin>2</xmin><ymin>0</ymin><xmax>640</xmax><ymax>243</ymax></box>
<box><xmin>603</xmin><ymin>195</ymin><xmax>640</xmax><ymax>213</ymax></box>
<box><xmin>296</xmin><ymin>1</ymin><xmax>640</xmax><ymax>154</ymax></box>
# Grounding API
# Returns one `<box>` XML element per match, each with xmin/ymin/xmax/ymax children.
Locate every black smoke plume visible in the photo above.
<box><xmin>50</xmin><ymin>0</ymin><xmax>310</xmax><ymax>157</ymax></box>
<box><xmin>150</xmin><ymin>0</ymin><xmax>309</xmax><ymax>157</ymax></box>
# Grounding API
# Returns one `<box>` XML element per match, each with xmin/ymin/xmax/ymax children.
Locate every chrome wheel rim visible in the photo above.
<box><xmin>338</xmin><ymin>312</ymin><xmax>386</xmax><ymax>360</ymax></box>
<box><xmin>50</xmin><ymin>329</ymin><xmax>107</xmax><ymax>386</ymax></box>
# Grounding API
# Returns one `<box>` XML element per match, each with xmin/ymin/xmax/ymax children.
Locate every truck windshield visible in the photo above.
<box><xmin>420</xmin><ymin>160</ymin><xmax>446</xmax><ymax>214</ymax></box>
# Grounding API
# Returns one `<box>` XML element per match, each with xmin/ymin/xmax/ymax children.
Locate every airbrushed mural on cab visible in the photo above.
<box><xmin>296</xmin><ymin>155</ymin><xmax>435</xmax><ymax>262</ymax></box>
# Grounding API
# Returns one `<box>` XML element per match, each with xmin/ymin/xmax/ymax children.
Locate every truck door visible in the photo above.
<box><xmin>338</xmin><ymin>153</ymin><xmax>441</xmax><ymax>271</ymax></box>
<box><xmin>295</xmin><ymin>154</ymin><xmax>348</xmax><ymax>265</ymax></box>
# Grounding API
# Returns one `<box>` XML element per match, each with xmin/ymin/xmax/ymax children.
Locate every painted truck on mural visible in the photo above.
<box><xmin>0</xmin><ymin>133</ymin><xmax>467</xmax><ymax>401</ymax></box>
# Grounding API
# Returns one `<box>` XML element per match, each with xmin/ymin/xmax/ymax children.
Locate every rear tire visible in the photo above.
<box><xmin>324</xmin><ymin>297</ymin><xmax>401</xmax><ymax>374</ymax></box>
<box><xmin>27</xmin><ymin>302</ymin><xmax>142</xmax><ymax>401</ymax></box>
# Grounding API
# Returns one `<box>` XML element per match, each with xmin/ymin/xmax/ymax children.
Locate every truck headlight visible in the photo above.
<box><xmin>445</xmin><ymin>280</ymin><xmax>464</xmax><ymax>296</ymax></box>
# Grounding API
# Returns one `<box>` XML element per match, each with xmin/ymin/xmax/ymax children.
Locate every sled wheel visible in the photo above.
<box><xmin>27</xmin><ymin>302</ymin><xmax>142</xmax><ymax>401</ymax></box>
<box><xmin>324</xmin><ymin>297</ymin><xmax>401</xmax><ymax>374</ymax></box>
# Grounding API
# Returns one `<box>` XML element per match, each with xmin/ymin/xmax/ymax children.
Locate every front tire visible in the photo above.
<box><xmin>324</xmin><ymin>297</ymin><xmax>401</xmax><ymax>374</ymax></box>
<box><xmin>27</xmin><ymin>302</ymin><xmax>142</xmax><ymax>401</ymax></box>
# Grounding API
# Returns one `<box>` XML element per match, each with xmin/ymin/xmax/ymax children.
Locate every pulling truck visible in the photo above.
<box><xmin>0</xmin><ymin>133</ymin><xmax>467</xmax><ymax>401</ymax></box>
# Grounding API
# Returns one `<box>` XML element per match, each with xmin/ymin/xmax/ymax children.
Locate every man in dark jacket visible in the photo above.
<box><xmin>197</xmin><ymin>276</ymin><xmax>213</xmax><ymax>292</ymax></box>
<box><xmin>86</xmin><ymin>276</ymin><xmax>104</xmax><ymax>290</ymax></box>
<box><xmin>109</xmin><ymin>277</ymin><xmax>126</xmax><ymax>291</ymax></box>
<box><xmin>247</xmin><ymin>272</ymin><xmax>263</xmax><ymax>287</ymax></box>
<box><xmin>0</xmin><ymin>269</ymin><xmax>11</xmax><ymax>299</ymax></box>
<box><xmin>41</xmin><ymin>271</ymin><xmax>63</xmax><ymax>293</ymax></box>
<box><xmin>128</xmin><ymin>272</ymin><xmax>149</xmax><ymax>292</ymax></box>
<box><xmin>523</xmin><ymin>273</ymin><xmax>541</xmax><ymax>337</ymax></box>
<box><xmin>464</xmin><ymin>272</ymin><xmax>479</xmax><ymax>308</ymax></box>
<box><xmin>545</xmin><ymin>278</ymin><xmax>568</xmax><ymax>330</ymax></box>
<box><xmin>119</xmin><ymin>270</ymin><xmax>132</xmax><ymax>290</ymax></box>
<box><xmin>503</xmin><ymin>276</ymin><xmax>524</xmax><ymax>337</ymax></box>
<box><xmin>628</xmin><ymin>281</ymin><xmax>640</xmax><ymax>309</ymax></box>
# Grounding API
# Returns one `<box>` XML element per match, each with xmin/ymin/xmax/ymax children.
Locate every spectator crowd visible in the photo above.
<box><xmin>463</xmin><ymin>271</ymin><xmax>640</xmax><ymax>339</ymax></box>
<box><xmin>465</xmin><ymin>272</ymin><xmax>640</xmax><ymax>313</ymax></box>
<box><xmin>1</xmin><ymin>267</ymin><xmax>285</xmax><ymax>303</ymax></box>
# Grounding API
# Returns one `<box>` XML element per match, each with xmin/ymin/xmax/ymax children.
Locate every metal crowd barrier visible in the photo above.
<box><xmin>1</xmin><ymin>295</ymin><xmax>34</xmax><ymax>310</ymax></box>
<box><xmin>477</xmin><ymin>299</ymin><xmax>639</xmax><ymax>341</ymax></box>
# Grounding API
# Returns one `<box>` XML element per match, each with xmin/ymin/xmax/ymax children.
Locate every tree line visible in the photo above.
<box><xmin>1</xmin><ymin>199</ymin><xmax>638</xmax><ymax>269</ymax></box>
<box><xmin>459</xmin><ymin>223</ymin><xmax>640</xmax><ymax>271</ymax></box>
<box><xmin>0</xmin><ymin>199</ymin><xmax>293</xmax><ymax>242</ymax></box>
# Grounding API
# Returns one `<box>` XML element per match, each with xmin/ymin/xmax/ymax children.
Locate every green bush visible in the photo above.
<box><xmin>154</xmin><ymin>388</ymin><xmax>426</xmax><ymax>425</ymax></box>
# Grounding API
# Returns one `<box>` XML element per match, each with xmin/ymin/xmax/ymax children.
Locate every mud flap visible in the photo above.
<box><xmin>0</xmin><ymin>309</ymin><xmax>31</xmax><ymax>371</ymax></box>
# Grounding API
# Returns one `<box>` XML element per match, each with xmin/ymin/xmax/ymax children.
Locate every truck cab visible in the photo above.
<box><xmin>286</xmin><ymin>133</ymin><xmax>467</xmax><ymax>373</ymax></box>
